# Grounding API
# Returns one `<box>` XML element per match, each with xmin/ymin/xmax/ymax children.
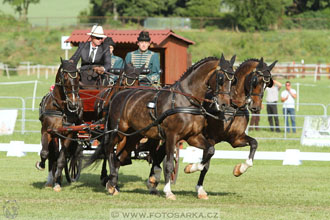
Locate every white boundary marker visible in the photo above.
<box><xmin>1</xmin><ymin>143</ymin><xmax>330</xmax><ymax>165</ymax></box>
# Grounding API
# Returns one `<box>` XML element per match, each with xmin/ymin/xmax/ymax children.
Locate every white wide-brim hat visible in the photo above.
<box><xmin>87</xmin><ymin>25</ymin><xmax>107</xmax><ymax>38</ymax></box>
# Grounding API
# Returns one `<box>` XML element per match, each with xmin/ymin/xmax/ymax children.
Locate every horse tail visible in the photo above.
<box><xmin>83</xmin><ymin>141</ymin><xmax>105</xmax><ymax>169</ymax></box>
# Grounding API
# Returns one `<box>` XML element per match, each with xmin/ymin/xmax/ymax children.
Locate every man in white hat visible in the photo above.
<box><xmin>70</xmin><ymin>25</ymin><xmax>111</xmax><ymax>86</ymax></box>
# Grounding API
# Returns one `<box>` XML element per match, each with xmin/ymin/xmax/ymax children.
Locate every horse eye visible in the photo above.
<box><xmin>252</xmin><ymin>76</ymin><xmax>258</xmax><ymax>88</ymax></box>
<box><xmin>218</xmin><ymin>74</ymin><xmax>224</xmax><ymax>85</ymax></box>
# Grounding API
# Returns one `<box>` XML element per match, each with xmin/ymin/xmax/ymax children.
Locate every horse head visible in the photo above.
<box><xmin>207</xmin><ymin>54</ymin><xmax>236</xmax><ymax>112</ymax></box>
<box><xmin>120</xmin><ymin>63</ymin><xmax>145</xmax><ymax>86</ymax></box>
<box><xmin>245</xmin><ymin>58</ymin><xmax>277</xmax><ymax>113</ymax></box>
<box><xmin>56</xmin><ymin>58</ymin><xmax>80</xmax><ymax>113</ymax></box>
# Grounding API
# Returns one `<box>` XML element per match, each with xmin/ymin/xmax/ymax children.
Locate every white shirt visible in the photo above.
<box><xmin>281</xmin><ymin>89</ymin><xmax>296</xmax><ymax>108</ymax></box>
<box><xmin>265</xmin><ymin>85</ymin><xmax>280</xmax><ymax>102</ymax></box>
<box><xmin>89</xmin><ymin>43</ymin><xmax>98</xmax><ymax>63</ymax></box>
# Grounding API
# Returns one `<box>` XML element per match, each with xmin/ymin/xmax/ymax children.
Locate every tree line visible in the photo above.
<box><xmin>3</xmin><ymin>0</ymin><xmax>330</xmax><ymax>31</ymax></box>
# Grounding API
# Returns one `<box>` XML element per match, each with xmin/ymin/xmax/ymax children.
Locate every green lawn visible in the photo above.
<box><xmin>0</xmin><ymin>152</ymin><xmax>330</xmax><ymax>219</ymax></box>
<box><xmin>1</xmin><ymin>0</ymin><xmax>90</xmax><ymax>26</ymax></box>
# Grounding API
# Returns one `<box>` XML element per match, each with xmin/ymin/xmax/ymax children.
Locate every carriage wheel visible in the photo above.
<box><xmin>64</xmin><ymin>144</ymin><xmax>83</xmax><ymax>183</ymax></box>
<box><xmin>163</xmin><ymin>143</ymin><xmax>180</xmax><ymax>184</ymax></box>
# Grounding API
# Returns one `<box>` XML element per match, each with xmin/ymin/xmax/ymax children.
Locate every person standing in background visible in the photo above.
<box><xmin>265</xmin><ymin>79</ymin><xmax>282</xmax><ymax>132</ymax></box>
<box><xmin>281</xmin><ymin>81</ymin><xmax>297</xmax><ymax>133</ymax></box>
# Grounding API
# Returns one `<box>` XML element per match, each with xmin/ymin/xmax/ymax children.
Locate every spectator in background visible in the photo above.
<box><xmin>265</xmin><ymin>79</ymin><xmax>282</xmax><ymax>132</ymax></box>
<box><xmin>249</xmin><ymin>104</ymin><xmax>263</xmax><ymax>131</ymax></box>
<box><xmin>249</xmin><ymin>110</ymin><xmax>261</xmax><ymax>131</ymax></box>
<box><xmin>281</xmin><ymin>81</ymin><xmax>297</xmax><ymax>133</ymax></box>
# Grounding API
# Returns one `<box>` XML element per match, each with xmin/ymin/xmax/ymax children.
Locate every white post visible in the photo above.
<box><xmin>65</xmin><ymin>49</ymin><xmax>69</xmax><ymax>60</ymax></box>
<box><xmin>45</xmin><ymin>68</ymin><xmax>49</xmax><ymax>79</ymax></box>
<box><xmin>5</xmin><ymin>64</ymin><xmax>10</xmax><ymax>79</ymax></box>
<box><xmin>314</xmin><ymin>65</ymin><xmax>318</xmax><ymax>82</ymax></box>
<box><xmin>32</xmin><ymin>80</ymin><xmax>38</xmax><ymax>111</ymax></box>
<box><xmin>27</xmin><ymin>62</ymin><xmax>30</xmax><ymax>76</ymax></box>
<box><xmin>296</xmin><ymin>83</ymin><xmax>299</xmax><ymax>112</ymax></box>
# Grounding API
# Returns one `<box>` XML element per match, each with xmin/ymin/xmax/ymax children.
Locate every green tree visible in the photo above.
<box><xmin>176</xmin><ymin>0</ymin><xmax>222</xmax><ymax>17</ymax></box>
<box><xmin>3</xmin><ymin>0</ymin><xmax>40</xmax><ymax>21</ymax></box>
<box><xmin>222</xmin><ymin>0</ymin><xmax>286</xmax><ymax>31</ymax></box>
<box><xmin>286</xmin><ymin>0</ymin><xmax>330</xmax><ymax>15</ymax></box>
<box><xmin>85</xmin><ymin>0</ymin><xmax>181</xmax><ymax>17</ymax></box>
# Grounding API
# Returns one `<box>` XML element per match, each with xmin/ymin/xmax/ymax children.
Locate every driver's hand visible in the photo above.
<box><xmin>93</xmin><ymin>66</ymin><xmax>105</xmax><ymax>74</ymax></box>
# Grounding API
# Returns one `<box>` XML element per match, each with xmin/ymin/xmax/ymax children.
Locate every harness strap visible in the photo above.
<box><xmin>148</xmin><ymin>90</ymin><xmax>166</xmax><ymax>141</ymax></box>
<box><xmin>115</xmin><ymin>106</ymin><xmax>204</xmax><ymax>158</ymax></box>
<box><xmin>39</xmin><ymin>110</ymin><xmax>63</xmax><ymax>121</ymax></box>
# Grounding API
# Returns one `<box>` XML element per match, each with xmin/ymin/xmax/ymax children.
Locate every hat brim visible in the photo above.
<box><xmin>87</xmin><ymin>33</ymin><xmax>107</xmax><ymax>38</ymax></box>
<box><xmin>137</xmin><ymin>37</ymin><xmax>151</xmax><ymax>42</ymax></box>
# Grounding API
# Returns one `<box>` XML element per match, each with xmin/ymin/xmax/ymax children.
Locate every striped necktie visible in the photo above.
<box><xmin>89</xmin><ymin>47</ymin><xmax>96</xmax><ymax>63</ymax></box>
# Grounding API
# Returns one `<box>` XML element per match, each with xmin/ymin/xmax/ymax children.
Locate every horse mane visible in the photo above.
<box><xmin>55</xmin><ymin>64</ymin><xmax>63</xmax><ymax>83</ymax></box>
<box><xmin>235</xmin><ymin>58</ymin><xmax>260</xmax><ymax>74</ymax></box>
<box><xmin>178</xmin><ymin>57</ymin><xmax>218</xmax><ymax>81</ymax></box>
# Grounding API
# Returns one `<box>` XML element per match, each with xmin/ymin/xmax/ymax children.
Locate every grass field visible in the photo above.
<box><xmin>0</xmin><ymin>152</ymin><xmax>330</xmax><ymax>219</ymax></box>
<box><xmin>1</xmin><ymin>0</ymin><xmax>90</xmax><ymax>26</ymax></box>
<box><xmin>1</xmin><ymin>66</ymin><xmax>330</xmax><ymax>219</ymax></box>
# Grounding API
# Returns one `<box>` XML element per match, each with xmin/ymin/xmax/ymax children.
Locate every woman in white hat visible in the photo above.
<box><xmin>70</xmin><ymin>25</ymin><xmax>111</xmax><ymax>86</ymax></box>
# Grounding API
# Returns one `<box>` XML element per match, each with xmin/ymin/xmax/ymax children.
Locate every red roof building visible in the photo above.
<box><xmin>66</xmin><ymin>29</ymin><xmax>194</xmax><ymax>84</ymax></box>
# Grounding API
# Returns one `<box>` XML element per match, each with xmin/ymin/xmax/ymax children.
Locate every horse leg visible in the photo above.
<box><xmin>36</xmin><ymin>132</ymin><xmax>52</xmax><ymax>170</ymax></box>
<box><xmin>106</xmin><ymin>152</ymin><xmax>120</xmax><ymax>195</ymax></box>
<box><xmin>45</xmin><ymin>138</ymin><xmax>58</xmax><ymax>187</ymax></box>
<box><xmin>53</xmin><ymin>137</ymin><xmax>71</xmax><ymax>192</ymax></box>
<box><xmin>147</xmin><ymin>140</ymin><xmax>164</xmax><ymax>195</ymax></box>
<box><xmin>53</xmin><ymin>147</ymin><xmax>66</xmax><ymax>192</ymax></box>
<box><xmin>183</xmin><ymin>134</ymin><xmax>214</xmax><ymax>199</ymax></box>
<box><xmin>105</xmin><ymin>134</ymin><xmax>122</xmax><ymax>195</ymax></box>
<box><xmin>195</xmin><ymin>154</ymin><xmax>211</xmax><ymax>200</ymax></box>
<box><xmin>184</xmin><ymin>134</ymin><xmax>215</xmax><ymax>174</ymax></box>
<box><xmin>233</xmin><ymin>136</ymin><xmax>257</xmax><ymax>177</ymax></box>
<box><xmin>163</xmin><ymin>137</ymin><xmax>176</xmax><ymax>200</ymax></box>
<box><xmin>100</xmin><ymin>158</ymin><xmax>109</xmax><ymax>186</ymax></box>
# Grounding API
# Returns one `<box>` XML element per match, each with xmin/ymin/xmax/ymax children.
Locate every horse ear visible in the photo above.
<box><xmin>230</xmin><ymin>55</ymin><xmax>236</xmax><ymax>66</ymax></box>
<box><xmin>256</xmin><ymin>57</ymin><xmax>264</xmax><ymax>70</ymax></box>
<box><xmin>220</xmin><ymin>53</ymin><xmax>225</xmax><ymax>66</ymax></box>
<box><xmin>60</xmin><ymin>57</ymin><xmax>63</xmax><ymax>64</ymax></box>
<box><xmin>268</xmin><ymin>60</ymin><xmax>278</xmax><ymax>71</ymax></box>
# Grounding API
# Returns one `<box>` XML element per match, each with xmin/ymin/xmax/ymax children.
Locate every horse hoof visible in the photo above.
<box><xmin>198</xmin><ymin>193</ymin><xmax>209</xmax><ymax>200</ymax></box>
<box><xmin>233</xmin><ymin>164</ymin><xmax>242</xmax><ymax>177</ymax></box>
<box><xmin>149</xmin><ymin>189</ymin><xmax>160</xmax><ymax>195</ymax></box>
<box><xmin>147</xmin><ymin>176</ymin><xmax>158</xmax><ymax>188</ymax></box>
<box><xmin>35</xmin><ymin>162</ymin><xmax>45</xmax><ymax>171</ymax></box>
<box><xmin>53</xmin><ymin>184</ymin><xmax>61</xmax><ymax>192</ymax></box>
<box><xmin>184</xmin><ymin>164</ymin><xmax>193</xmax><ymax>173</ymax></box>
<box><xmin>106</xmin><ymin>182</ymin><xmax>119</xmax><ymax>196</ymax></box>
<box><xmin>166</xmin><ymin>193</ymin><xmax>176</xmax><ymax>200</ymax></box>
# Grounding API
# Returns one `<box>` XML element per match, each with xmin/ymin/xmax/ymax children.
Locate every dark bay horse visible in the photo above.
<box><xmin>93</xmin><ymin>63</ymin><xmax>145</xmax><ymax>182</ymax></box>
<box><xmin>94</xmin><ymin>63</ymin><xmax>145</xmax><ymax>121</ymax></box>
<box><xmin>186</xmin><ymin>58</ymin><xmax>277</xmax><ymax>199</ymax></box>
<box><xmin>37</xmin><ymin>59</ymin><xmax>83</xmax><ymax>191</ymax></box>
<box><xmin>86</xmin><ymin>55</ymin><xmax>236</xmax><ymax>200</ymax></box>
